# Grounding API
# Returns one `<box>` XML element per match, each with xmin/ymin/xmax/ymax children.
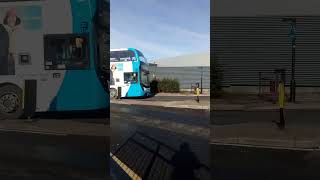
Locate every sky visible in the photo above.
<box><xmin>110</xmin><ymin>0</ymin><xmax>210</xmax><ymax>61</ymax></box>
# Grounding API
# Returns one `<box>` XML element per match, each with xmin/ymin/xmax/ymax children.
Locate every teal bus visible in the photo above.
<box><xmin>110</xmin><ymin>48</ymin><xmax>151</xmax><ymax>98</ymax></box>
<box><xmin>0</xmin><ymin>0</ymin><xmax>109</xmax><ymax>119</ymax></box>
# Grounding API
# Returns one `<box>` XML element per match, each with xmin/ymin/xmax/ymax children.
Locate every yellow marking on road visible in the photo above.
<box><xmin>110</xmin><ymin>153</ymin><xmax>142</xmax><ymax>180</ymax></box>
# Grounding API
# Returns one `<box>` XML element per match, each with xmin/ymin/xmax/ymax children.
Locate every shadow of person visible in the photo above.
<box><xmin>171</xmin><ymin>142</ymin><xmax>201</xmax><ymax>180</ymax></box>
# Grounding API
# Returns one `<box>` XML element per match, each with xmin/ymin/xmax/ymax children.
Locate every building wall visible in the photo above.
<box><xmin>150</xmin><ymin>66</ymin><xmax>210</xmax><ymax>90</ymax></box>
<box><xmin>212</xmin><ymin>16</ymin><xmax>320</xmax><ymax>87</ymax></box>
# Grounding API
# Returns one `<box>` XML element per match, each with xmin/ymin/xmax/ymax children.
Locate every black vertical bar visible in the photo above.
<box><xmin>117</xmin><ymin>86</ymin><xmax>121</xmax><ymax>99</ymax></box>
<box><xmin>143</xmin><ymin>144</ymin><xmax>160</xmax><ymax>180</ymax></box>
<box><xmin>292</xmin><ymin>37</ymin><xmax>296</xmax><ymax>102</ymax></box>
<box><xmin>200</xmin><ymin>67</ymin><xmax>203</xmax><ymax>94</ymax></box>
<box><xmin>24</xmin><ymin>80</ymin><xmax>37</xmax><ymax>118</ymax></box>
<box><xmin>259</xmin><ymin>72</ymin><xmax>261</xmax><ymax>96</ymax></box>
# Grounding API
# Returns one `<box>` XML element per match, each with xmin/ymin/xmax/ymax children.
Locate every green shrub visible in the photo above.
<box><xmin>158</xmin><ymin>78</ymin><xmax>180</xmax><ymax>93</ymax></box>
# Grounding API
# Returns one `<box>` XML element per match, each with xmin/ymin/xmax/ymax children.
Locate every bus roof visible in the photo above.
<box><xmin>110</xmin><ymin>48</ymin><xmax>128</xmax><ymax>51</ymax></box>
<box><xmin>110</xmin><ymin>48</ymin><xmax>140</xmax><ymax>52</ymax></box>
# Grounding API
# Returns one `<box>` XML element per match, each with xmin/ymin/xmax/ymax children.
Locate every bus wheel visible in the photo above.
<box><xmin>0</xmin><ymin>85</ymin><xmax>23</xmax><ymax>120</ymax></box>
<box><xmin>110</xmin><ymin>88</ymin><xmax>117</xmax><ymax>99</ymax></box>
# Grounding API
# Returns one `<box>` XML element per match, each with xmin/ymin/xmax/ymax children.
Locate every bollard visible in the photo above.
<box><xmin>117</xmin><ymin>87</ymin><xmax>121</xmax><ymax>99</ymax></box>
<box><xmin>278</xmin><ymin>81</ymin><xmax>285</xmax><ymax>129</ymax></box>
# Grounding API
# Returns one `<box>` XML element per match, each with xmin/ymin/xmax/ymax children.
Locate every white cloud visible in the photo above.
<box><xmin>111</xmin><ymin>28</ymin><xmax>183</xmax><ymax>58</ymax></box>
<box><xmin>154</xmin><ymin>22</ymin><xmax>209</xmax><ymax>42</ymax></box>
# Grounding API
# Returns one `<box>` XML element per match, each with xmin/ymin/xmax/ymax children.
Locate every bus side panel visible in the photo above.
<box><xmin>0</xmin><ymin>1</ymin><xmax>68</xmax><ymax>112</ymax></box>
<box><xmin>49</xmin><ymin>0</ymin><xmax>108</xmax><ymax>111</ymax></box>
<box><xmin>37</xmin><ymin>0</ymin><xmax>73</xmax><ymax>112</ymax></box>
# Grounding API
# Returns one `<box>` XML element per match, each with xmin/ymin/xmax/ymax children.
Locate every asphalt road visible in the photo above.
<box><xmin>212</xmin><ymin>110</ymin><xmax>320</xmax><ymax>126</ymax></box>
<box><xmin>112</xmin><ymin>104</ymin><xmax>209</xmax><ymax>127</ymax></box>
<box><xmin>212</xmin><ymin>144</ymin><xmax>320</xmax><ymax>180</ymax></box>
<box><xmin>111</xmin><ymin>104</ymin><xmax>210</xmax><ymax>180</ymax></box>
<box><xmin>0</xmin><ymin>131</ymin><xmax>108</xmax><ymax>180</ymax></box>
<box><xmin>0</xmin><ymin>111</ymin><xmax>109</xmax><ymax>180</ymax></box>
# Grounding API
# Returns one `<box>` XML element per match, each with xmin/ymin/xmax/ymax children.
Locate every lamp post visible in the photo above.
<box><xmin>198</xmin><ymin>66</ymin><xmax>204</xmax><ymax>94</ymax></box>
<box><xmin>282</xmin><ymin>18</ymin><xmax>296</xmax><ymax>102</ymax></box>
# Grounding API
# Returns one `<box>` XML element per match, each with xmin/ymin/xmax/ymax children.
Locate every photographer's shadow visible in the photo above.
<box><xmin>170</xmin><ymin>142</ymin><xmax>202</xmax><ymax>180</ymax></box>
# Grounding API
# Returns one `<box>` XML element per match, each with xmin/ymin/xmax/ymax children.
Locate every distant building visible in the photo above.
<box><xmin>150</xmin><ymin>52</ymin><xmax>210</xmax><ymax>92</ymax></box>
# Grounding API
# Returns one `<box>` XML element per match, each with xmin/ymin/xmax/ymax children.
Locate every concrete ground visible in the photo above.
<box><xmin>212</xmin><ymin>110</ymin><xmax>320</xmax><ymax>149</ymax></box>
<box><xmin>212</xmin><ymin>110</ymin><xmax>320</xmax><ymax>179</ymax></box>
<box><xmin>111</xmin><ymin>93</ymin><xmax>210</xmax><ymax>110</ymax></box>
<box><xmin>213</xmin><ymin>93</ymin><xmax>320</xmax><ymax>110</ymax></box>
<box><xmin>0</xmin><ymin>119</ymin><xmax>109</xmax><ymax>136</ymax></box>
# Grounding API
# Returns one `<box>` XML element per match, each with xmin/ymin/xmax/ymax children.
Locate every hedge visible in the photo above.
<box><xmin>158</xmin><ymin>78</ymin><xmax>180</xmax><ymax>93</ymax></box>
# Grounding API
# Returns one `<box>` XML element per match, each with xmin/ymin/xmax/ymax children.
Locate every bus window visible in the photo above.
<box><xmin>124</xmin><ymin>72</ymin><xmax>138</xmax><ymax>84</ymax></box>
<box><xmin>44</xmin><ymin>34</ymin><xmax>89</xmax><ymax>70</ymax></box>
<box><xmin>137</xmin><ymin>50</ymin><xmax>147</xmax><ymax>63</ymax></box>
<box><xmin>110</xmin><ymin>50</ymin><xmax>135</xmax><ymax>62</ymax></box>
<box><xmin>141</xmin><ymin>70</ymin><xmax>150</xmax><ymax>87</ymax></box>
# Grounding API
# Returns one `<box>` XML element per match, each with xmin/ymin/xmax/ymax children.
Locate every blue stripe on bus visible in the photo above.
<box><xmin>49</xmin><ymin>0</ymin><xmax>108</xmax><ymax>111</ymax></box>
<box><xmin>125</xmin><ymin>48</ymin><xmax>145</xmax><ymax>97</ymax></box>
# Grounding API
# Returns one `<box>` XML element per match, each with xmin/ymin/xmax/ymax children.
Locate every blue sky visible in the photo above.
<box><xmin>110</xmin><ymin>0</ymin><xmax>210</xmax><ymax>61</ymax></box>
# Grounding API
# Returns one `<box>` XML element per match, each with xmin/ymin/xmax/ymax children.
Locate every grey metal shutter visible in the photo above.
<box><xmin>212</xmin><ymin>16</ymin><xmax>320</xmax><ymax>87</ymax></box>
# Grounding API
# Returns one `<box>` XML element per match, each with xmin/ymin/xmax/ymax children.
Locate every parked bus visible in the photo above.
<box><xmin>0</xmin><ymin>0</ymin><xmax>109</xmax><ymax>119</ymax></box>
<box><xmin>110</xmin><ymin>48</ymin><xmax>151</xmax><ymax>98</ymax></box>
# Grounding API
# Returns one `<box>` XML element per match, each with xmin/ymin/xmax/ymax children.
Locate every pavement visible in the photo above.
<box><xmin>212</xmin><ymin>110</ymin><xmax>320</xmax><ymax>149</ymax></box>
<box><xmin>212</xmin><ymin>122</ymin><xmax>320</xmax><ymax>149</ymax></box>
<box><xmin>212</xmin><ymin>109</ymin><xmax>320</xmax><ymax>179</ymax></box>
<box><xmin>0</xmin><ymin>119</ymin><xmax>109</xmax><ymax>137</ymax></box>
<box><xmin>213</xmin><ymin>93</ymin><xmax>320</xmax><ymax>110</ymax></box>
<box><xmin>111</xmin><ymin>93</ymin><xmax>210</xmax><ymax>110</ymax></box>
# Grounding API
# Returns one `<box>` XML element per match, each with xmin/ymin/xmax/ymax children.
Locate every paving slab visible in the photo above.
<box><xmin>111</xmin><ymin>99</ymin><xmax>210</xmax><ymax>110</ymax></box>
<box><xmin>211</xmin><ymin>122</ymin><xmax>320</xmax><ymax>149</ymax></box>
<box><xmin>0</xmin><ymin>120</ymin><xmax>109</xmax><ymax>136</ymax></box>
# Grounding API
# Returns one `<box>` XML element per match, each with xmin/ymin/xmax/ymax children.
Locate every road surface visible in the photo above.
<box><xmin>0</xmin><ymin>113</ymin><xmax>108</xmax><ymax>180</ymax></box>
<box><xmin>111</xmin><ymin>104</ymin><xmax>210</xmax><ymax>180</ymax></box>
<box><xmin>212</xmin><ymin>144</ymin><xmax>320</xmax><ymax>179</ymax></box>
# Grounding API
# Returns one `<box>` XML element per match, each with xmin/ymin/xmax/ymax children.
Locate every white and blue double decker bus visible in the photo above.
<box><xmin>110</xmin><ymin>48</ymin><xmax>151</xmax><ymax>98</ymax></box>
<box><xmin>0</xmin><ymin>0</ymin><xmax>109</xmax><ymax>119</ymax></box>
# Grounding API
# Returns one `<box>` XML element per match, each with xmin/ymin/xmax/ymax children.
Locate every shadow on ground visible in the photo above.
<box><xmin>111</xmin><ymin>131</ymin><xmax>210</xmax><ymax>180</ymax></box>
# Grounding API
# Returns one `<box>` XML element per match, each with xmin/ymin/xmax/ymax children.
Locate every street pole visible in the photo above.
<box><xmin>200</xmin><ymin>67</ymin><xmax>203</xmax><ymax>94</ymax></box>
<box><xmin>291</xmin><ymin>34</ymin><xmax>296</xmax><ymax>102</ymax></box>
<box><xmin>283</xmin><ymin>18</ymin><xmax>296</xmax><ymax>102</ymax></box>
